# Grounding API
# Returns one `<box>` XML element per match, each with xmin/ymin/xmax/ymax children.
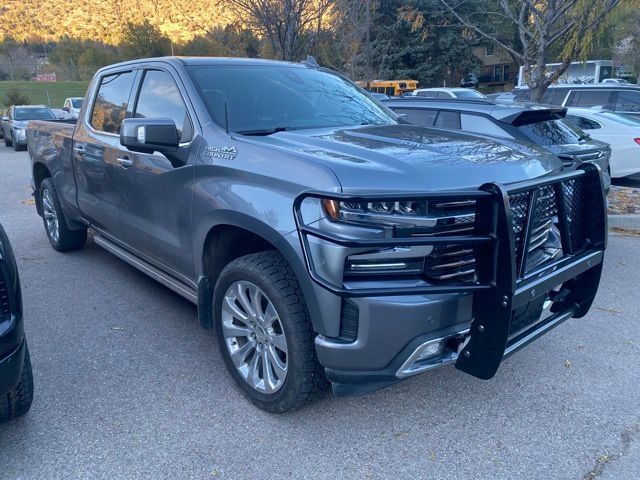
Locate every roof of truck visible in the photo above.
<box><xmin>97</xmin><ymin>56</ymin><xmax>311</xmax><ymax>73</ymax></box>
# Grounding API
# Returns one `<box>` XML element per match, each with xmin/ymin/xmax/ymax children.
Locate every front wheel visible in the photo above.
<box><xmin>4</xmin><ymin>133</ymin><xmax>12</xmax><ymax>147</ymax></box>
<box><xmin>213</xmin><ymin>251</ymin><xmax>328</xmax><ymax>413</ymax></box>
<box><xmin>0</xmin><ymin>343</ymin><xmax>34</xmax><ymax>423</ymax></box>
<box><xmin>39</xmin><ymin>178</ymin><xmax>87</xmax><ymax>251</ymax></box>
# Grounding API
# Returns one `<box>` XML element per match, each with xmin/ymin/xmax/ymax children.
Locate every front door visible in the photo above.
<box><xmin>116</xmin><ymin>68</ymin><xmax>196</xmax><ymax>280</ymax></box>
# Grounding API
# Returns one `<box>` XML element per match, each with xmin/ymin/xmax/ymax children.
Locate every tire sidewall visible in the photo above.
<box><xmin>213</xmin><ymin>263</ymin><xmax>308</xmax><ymax>412</ymax></box>
<box><xmin>39</xmin><ymin>180</ymin><xmax>62</xmax><ymax>250</ymax></box>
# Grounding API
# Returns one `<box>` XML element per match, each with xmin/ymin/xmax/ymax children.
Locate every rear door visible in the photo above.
<box><xmin>116</xmin><ymin>67</ymin><xmax>196</xmax><ymax>279</ymax></box>
<box><xmin>73</xmin><ymin>70</ymin><xmax>137</xmax><ymax>235</ymax></box>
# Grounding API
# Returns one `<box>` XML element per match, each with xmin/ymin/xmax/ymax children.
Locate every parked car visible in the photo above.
<box><xmin>27</xmin><ymin>57</ymin><xmax>607</xmax><ymax>412</ymax></box>
<box><xmin>2</xmin><ymin>105</ymin><xmax>57</xmax><ymax>151</ymax></box>
<box><xmin>408</xmin><ymin>87</ymin><xmax>487</xmax><ymax>99</ymax></box>
<box><xmin>601</xmin><ymin>78</ymin><xmax>631</xmax><ymax>85</ymax></box>
<box><xmin>565</xmin><ymin>107</ymin><xmax>640</xmax><ymax>180</ymax></box>
<box><xmin>62</xmin><ymin>97</ymin><xmax>83</xmax><ymax>118</ymax></box>
<box><xmin>485</xmin><ymin>92</ymin><xmax>517</xmax><ymax>104</ymax></box>
<box><xmin>0</xmin><ymin>222</ymin><xmax>34</xmax><ymax>423</ymax></box>
<box><xmin>383</xmin><ymin>97</ymin><xmax>611</xmax><ymax>191</ymax></box>
<box><xmin>460</xmin><ymin>73</ymin><xmax>479</xmax><ymax>88</ymax></box>
<box><xmin>512</xmin><ymin>84</ymin><xmax>640</xmax><ymax>118</ymax></box>
<box><xmin>0</xmin><ymin>108</ymin><xmax>5</xmax><ymax>139</ymax></box>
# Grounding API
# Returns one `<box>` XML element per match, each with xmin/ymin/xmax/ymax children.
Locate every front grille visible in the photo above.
<box><xmin>508</xmin><ymin>175</ymin><xmax>588</xmax><ymax>276</ymax></box>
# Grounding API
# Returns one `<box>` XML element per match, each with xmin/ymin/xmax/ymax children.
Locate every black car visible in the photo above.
<box><xmin>383</xmin><ymin>97</ymin><xmax>611</xmax><ymax>191</ymax></box>
<box><xmin>0</xmin><ymin>222</ymin><xmax>33</xmax><ymax>422</ymax></box>
<box><xmin>512</xmin><ymin>84</ymin><xmax>640</xmax><ymax>118</ymax></box>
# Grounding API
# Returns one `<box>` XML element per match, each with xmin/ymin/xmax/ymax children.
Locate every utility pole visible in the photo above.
<box><xmin>365</xmin><ymin>0</ymin><xmax>372</xmax><ymax>82</ymax></box>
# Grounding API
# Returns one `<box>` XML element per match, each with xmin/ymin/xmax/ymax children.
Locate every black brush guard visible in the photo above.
<box><xmin>293</xmin><ymin>164</ymin><xmax>607</xmax><ymax>380</ymax></box>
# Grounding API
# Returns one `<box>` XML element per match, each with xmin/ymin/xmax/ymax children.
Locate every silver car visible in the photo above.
<box><xmin>2</xmin><ymin>105</ymin><xmax>57</xmax><ymax>151</ymax></box>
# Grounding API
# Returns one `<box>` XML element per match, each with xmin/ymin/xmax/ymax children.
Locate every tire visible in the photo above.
<box><xmin>39</xmin><ymin>178</ymin><xmax>87</xmax><ymax>252</ymax></box>
<box><xmin>0</xmin><ymin>343</ymin><xmax>34</xmax><ymax>423</ymax></box>
<box><xmin>213</xmin><ymin>251</ymin><xmax>329</xmax><ymax>413</ymax></box>
<box><xmin>5</xmin><ymin>133</ymin><xmax>12</xmax><ymax>147</ymax></box>
<box><xmin>13</xmin><ymin>140</ymin><xmax>23</xmax><ymax>151</ymax></box>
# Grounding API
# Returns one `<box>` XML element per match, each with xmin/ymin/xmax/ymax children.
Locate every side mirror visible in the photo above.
<box><xmin>62</xmin><ymin>106</ymin><xmax>70</xmax><ymax>112</ymax></box>
<box><xmin>120</xmin><ymin>118</ymin><xmax>179</xmax><ymax>155</ymax></box>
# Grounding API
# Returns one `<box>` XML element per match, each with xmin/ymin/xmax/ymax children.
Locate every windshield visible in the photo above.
<box><xmin>454</xmin><ymin>90</ymin><xmax>486</xmax><ymax>99</ymax></box>
<box><xmin>596</xmin><ymin>111</ymin><xmax>640</xmax><ymax>126</ymax></box>
<box><xmin>71</xmin><ymin>99</ymin><xmax>83</xmax><ymax>108</ymax></box>
<box><xmin>187</xmin><ymin>65</ymin><xmax>396</xmax><ymax>134</ymax></box>
<box><xmin>14</xmin><ymin>107</ymin><xmax>56</xmax><ymax>121</ymax></box>
<box><xmin>517</xmin><ymin>118</ymin><xmax>584</xmax><ymax>146</ymax></box>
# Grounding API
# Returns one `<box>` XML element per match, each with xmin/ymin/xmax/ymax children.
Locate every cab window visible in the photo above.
<box><xmin>434</xmin><ymin>110</ymin><xmax>461</xmax><ymax>129</ymax></box>
<box><xmin>134</xmin><ymin>70</ymin><xmax>192</xmax><ymax>142</ymax></box>
<box><xmin>91</xmin><ymin>71</ymin><xmax>135</xmax><ymax>134</ymax></box>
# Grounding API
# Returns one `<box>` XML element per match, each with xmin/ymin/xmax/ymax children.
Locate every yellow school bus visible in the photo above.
<box><xmin>361</xmin><ymin>80</ymin><xmax>419</xmax><ymax>96</ymax></box>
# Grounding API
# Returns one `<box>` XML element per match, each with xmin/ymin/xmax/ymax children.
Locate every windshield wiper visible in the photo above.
<box><xmin>236</xmin><ymin>127</ymin><xmax>296</xmax><ymax>136</ymax></box>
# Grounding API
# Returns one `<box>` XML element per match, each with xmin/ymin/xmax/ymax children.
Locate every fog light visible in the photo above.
<box><xmin>416</xmin><ymin>339</ymin><xmax>444</xmax><ymax>360</ymax></box>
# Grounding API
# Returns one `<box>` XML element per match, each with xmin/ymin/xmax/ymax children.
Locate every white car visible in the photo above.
<box><xmin>565</xmin><ymin>107</ymin><xmax>640</xmax><ymax>180</ymax></box>
<box><xmin>601</xmin><ymin>78</ymin><xmax>631</xmax><ymax>85</ymax></box>
<box><xmin>62</xmin><ymin>97</ymin><xmax>83</xmax><ymax>119</ymax></box>
<box><xmin>408</xmin><ymin>87</ymin><xmax>487</xmax><ymax>100</ymax></box>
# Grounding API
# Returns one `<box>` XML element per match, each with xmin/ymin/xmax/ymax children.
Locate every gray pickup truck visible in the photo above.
<box><xmin>27</xmin><ymin>57</ymin><xmax>607</xmax><ymax>413</ymax></box>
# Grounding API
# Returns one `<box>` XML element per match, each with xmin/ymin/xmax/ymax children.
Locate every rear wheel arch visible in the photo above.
<box><xmin>32</xmin><ymin>162</ymin><xmax>52</xmax><ymax>216</ymax></box>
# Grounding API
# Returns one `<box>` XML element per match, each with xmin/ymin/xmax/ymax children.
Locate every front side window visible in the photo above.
<box><xmin>188</xmin><ymin>65</ymin><xmax>396</xmax><ymax>134</ymax></box>
<box><xmin>614</xmin><ymin>91</ymin><xmax>640</xmax><ymax>112</ymax></box>
<box><xmin>392</xmin><ymin>108</ymin><xmax>438</xmax><ymax>127</ymax></box>
<box><xmin>517</xmin><ymin>119</ymin><xmax>583</xmax><ymax>146</ymax></box>
<box><xmin>91</xmin><ymin>71</ymin><xmax>135</xmax><ymax>134</ymax></box>
<box><xmin>416</xmin><ymin>91</ymin><xmax>437</xmax><ymax>98</ymax></box>
<box><xmin>134</xmin><ymin>70</ymin><xmax>191</xmax><ymax>141</ymax></box>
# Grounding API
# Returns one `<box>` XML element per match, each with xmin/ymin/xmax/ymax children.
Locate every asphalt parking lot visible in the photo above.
<box><xmin>0</xmin><ymin>147</ymin><xmax>639</xmax><ymax>479</ymax></box>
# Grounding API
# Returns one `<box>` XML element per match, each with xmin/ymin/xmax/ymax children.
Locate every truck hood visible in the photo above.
<box><xmin>246</xmin><ymin>124</ymin><xmax>564</xmax><ymax>191</ymax></box>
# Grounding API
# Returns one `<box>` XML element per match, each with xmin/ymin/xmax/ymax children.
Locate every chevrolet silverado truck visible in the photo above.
<box><xmin>26</xmin><ymin>57</ymin><xmax>607</xmax><ymax>413</ymax></box>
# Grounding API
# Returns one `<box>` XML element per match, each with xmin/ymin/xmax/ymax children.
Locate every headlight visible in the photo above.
<box><xmin>322</xmin><ymin>199</ymin><xmax>426</xmax><ymax>226</ymax></box>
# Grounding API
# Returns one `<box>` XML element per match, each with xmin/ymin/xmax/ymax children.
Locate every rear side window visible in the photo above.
<box><xmin>460</xmin><ymin>114</ymin><xmax>512</xmax><ymax>138</ymax></box>
<box><xmin>517</xmin><ymin>119</ymin><xmax>582</xmax><ymax>146</ymax></box>
<box><xmin>565</xmin><ymin>90</ymin><xmax>611</xmax><ymax>108</ymax></box>
<box><xmin>434</xmin><ymin>110</ymin><xmax>461</xmax><ymax>129</ymax></box>
<box><xmin>614</xmin><ymin>91</ymin><xmax>640</xmax><ymax>112</ymax></box>
<box><xmin>436</xmin><ymin>92</ymin><xmax>452</xmax><ymax>99</ymax></box>
<box><xmin>416</xmin><ymin>91</ymin><xmax>437</xmax><ymax>98</ymax></box>
<box><xmin>91</xmin><ymin>71</ymin><xmax>135</xmax><ymax>134</ymax></box>
<box><xmin>134</xmin><ymin>70</ymin><xmax>192</xmax><ymax>142</ymax></box>
<box><xmin>540</xmin><ymin>89</ymin><xmax>566</xmax><ymax>105</ymax></box>
<box><xmin>565</xmin><ymin>115</ymin><xmax>602</xmax><ymax>130</ymax></box>
<box><xmin>393</xmin><ymin>108</ymin><xmax>438</xmax><ymax>126</ymax></box>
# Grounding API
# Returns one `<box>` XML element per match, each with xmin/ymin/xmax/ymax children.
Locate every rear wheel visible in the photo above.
<box><xmin>39</xmin><ymin>178</ymin><xmax>87</xmax><ymax>251</ymax></box>
<box><xmin>4</xmin><ymin>133</ymin><xmax>12</xmax><ymax>147</ymax></box>
<box><xmin>213</xmin><ymin>251</ymin><xmax>328</xmax><ymax>413</ymax></box>
<box><xmin>0</xmin><ymin>343</ymin><xmax>34</xmax><ymax>423</ymax></box>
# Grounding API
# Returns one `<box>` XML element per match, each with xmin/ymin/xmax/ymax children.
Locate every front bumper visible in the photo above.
<box><xmin>0</xmin><ymin>338</ymin><xmax>26</xmax><ymax>396</ymax></box>
<box><xmin>294</xmin><ymin>164</ymin><xmax>607</xmax><ymax>395</ymax></box>
<box><xmin>12</xmin><ymin>128</ymin><xmax>27</xmax><ymax>146</ymax></box>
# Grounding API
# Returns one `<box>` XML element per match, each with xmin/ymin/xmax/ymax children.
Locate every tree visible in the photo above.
<box><xmin>227</xmin><ymin>0</ymin><xmax>333</xmax><ymax>61</ymax></box>
<box><xmin>119</xmin><ymin>20</ymin><xmax>171</xmax><ymax>60</ymax></box>
<box><xmin>436</xmin><ymin>0</ymin><xmax>624</xmax><ymax>101</ymax></box>
<box><xmin>3</xmin><ymin>89</ymin><xmax>32</xmax><ymax>107</ymax></box>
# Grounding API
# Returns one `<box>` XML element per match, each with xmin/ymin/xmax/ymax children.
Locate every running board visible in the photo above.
<box><xmin>93</xmin><ymin>235</ymin><xmax>198</xmax><ymax>304</ymax></box>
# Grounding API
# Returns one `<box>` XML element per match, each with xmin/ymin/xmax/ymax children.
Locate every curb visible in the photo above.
<box><xmin>608</xmin><ymin>214</ymin><xmax>640</xmax><ymax>231</ymax></box>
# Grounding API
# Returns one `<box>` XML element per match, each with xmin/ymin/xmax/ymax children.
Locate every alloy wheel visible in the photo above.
<box><xmin>41</xmin><ymin>188</ymin><xmax>59</xmax><ymax>243</ymax></box>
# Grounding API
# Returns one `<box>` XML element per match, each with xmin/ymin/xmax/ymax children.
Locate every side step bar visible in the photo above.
<box><xmin>93</xmin><ymin>235</ymin><xmax>198</xmax><ymax>304</ymax></box>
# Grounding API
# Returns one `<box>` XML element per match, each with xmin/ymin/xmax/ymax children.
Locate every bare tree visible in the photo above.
<box><xmin>228</xmin><ymin>0</ymin><xmax>333</xmax><ymax>61</ymax></box>
<box><xmin>437</xmin><ymin>0</ymin><xmax>623</xmax><ymax>101</ymax></box>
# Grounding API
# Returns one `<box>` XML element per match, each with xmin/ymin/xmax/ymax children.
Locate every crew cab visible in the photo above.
<box><xmin>26</xmin><ymin>57</ymin><xmax>607</xmax><ymax>412</ymax></box>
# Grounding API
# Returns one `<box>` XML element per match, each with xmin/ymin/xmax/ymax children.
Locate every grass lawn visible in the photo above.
<box><xmin>0</xmin><ymin>81</ymin><xmax>90</xmax><ymax>109</ymax></box>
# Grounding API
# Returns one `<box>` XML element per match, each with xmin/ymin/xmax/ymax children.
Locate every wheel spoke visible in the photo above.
<box><xmin>222</xmin><ymin>321</ymin><xmax>252</xmax><ymax>339</ymax></box>
<box><xmin>266</xmin><ymin>345</ymin><xmax>287</xmax><ymax>378</ymax></box>
<box><xmin>43</xmin><ymin>211</ymin><xmax>54</xmax><ymax>220</ymax></box>
<box><xmin>250</xmin><ymin>285</ymin><xmax>264</xmax><ymax>319</ymax></box>
<box><xmin>42</xmin><ymin>193</ymin><xmax>53</xmax><ymax>211</ymax></box>
<box><xmin>230</xmin><ymin>340</ymin><xmax>255</xmax><ymax>369</ymax></box>
<box><xmin>263</xmin><ymin>304</ymin><xmax>278</xmax><ymax>327</ymax></box>
<box><xmin>223</xmin><ymin>295</ymin><xmax>249</xmax><ymax>322</ymax></box>
<box><xmin>247</xmin><ymin>350</ymin><xmax>261</xmax><ymax>387</ymax></box>
<box><xmin>270</xmin><ymin>333</ymin><xmax>287</xmax><ymax>354</ymax></box>
<box><xmin>261</xmin><ymin>350</ymin><xmax>276</xmax><ymax>393</ymax></box>
<box><xmin>234</xmin><ymin>283</ymin><xmax>256</xmax><ymax>317</ymax></box>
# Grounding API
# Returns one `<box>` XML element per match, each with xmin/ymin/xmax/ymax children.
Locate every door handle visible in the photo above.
<box><xmin>73</xmin><ymin>145</ymin><xmax>86</xmax><ymax>156</ymax></box>
<box><xmin>117</xmin><ymin>156</ymin><xmax>134</xmax><ymax>168</ymax></box>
